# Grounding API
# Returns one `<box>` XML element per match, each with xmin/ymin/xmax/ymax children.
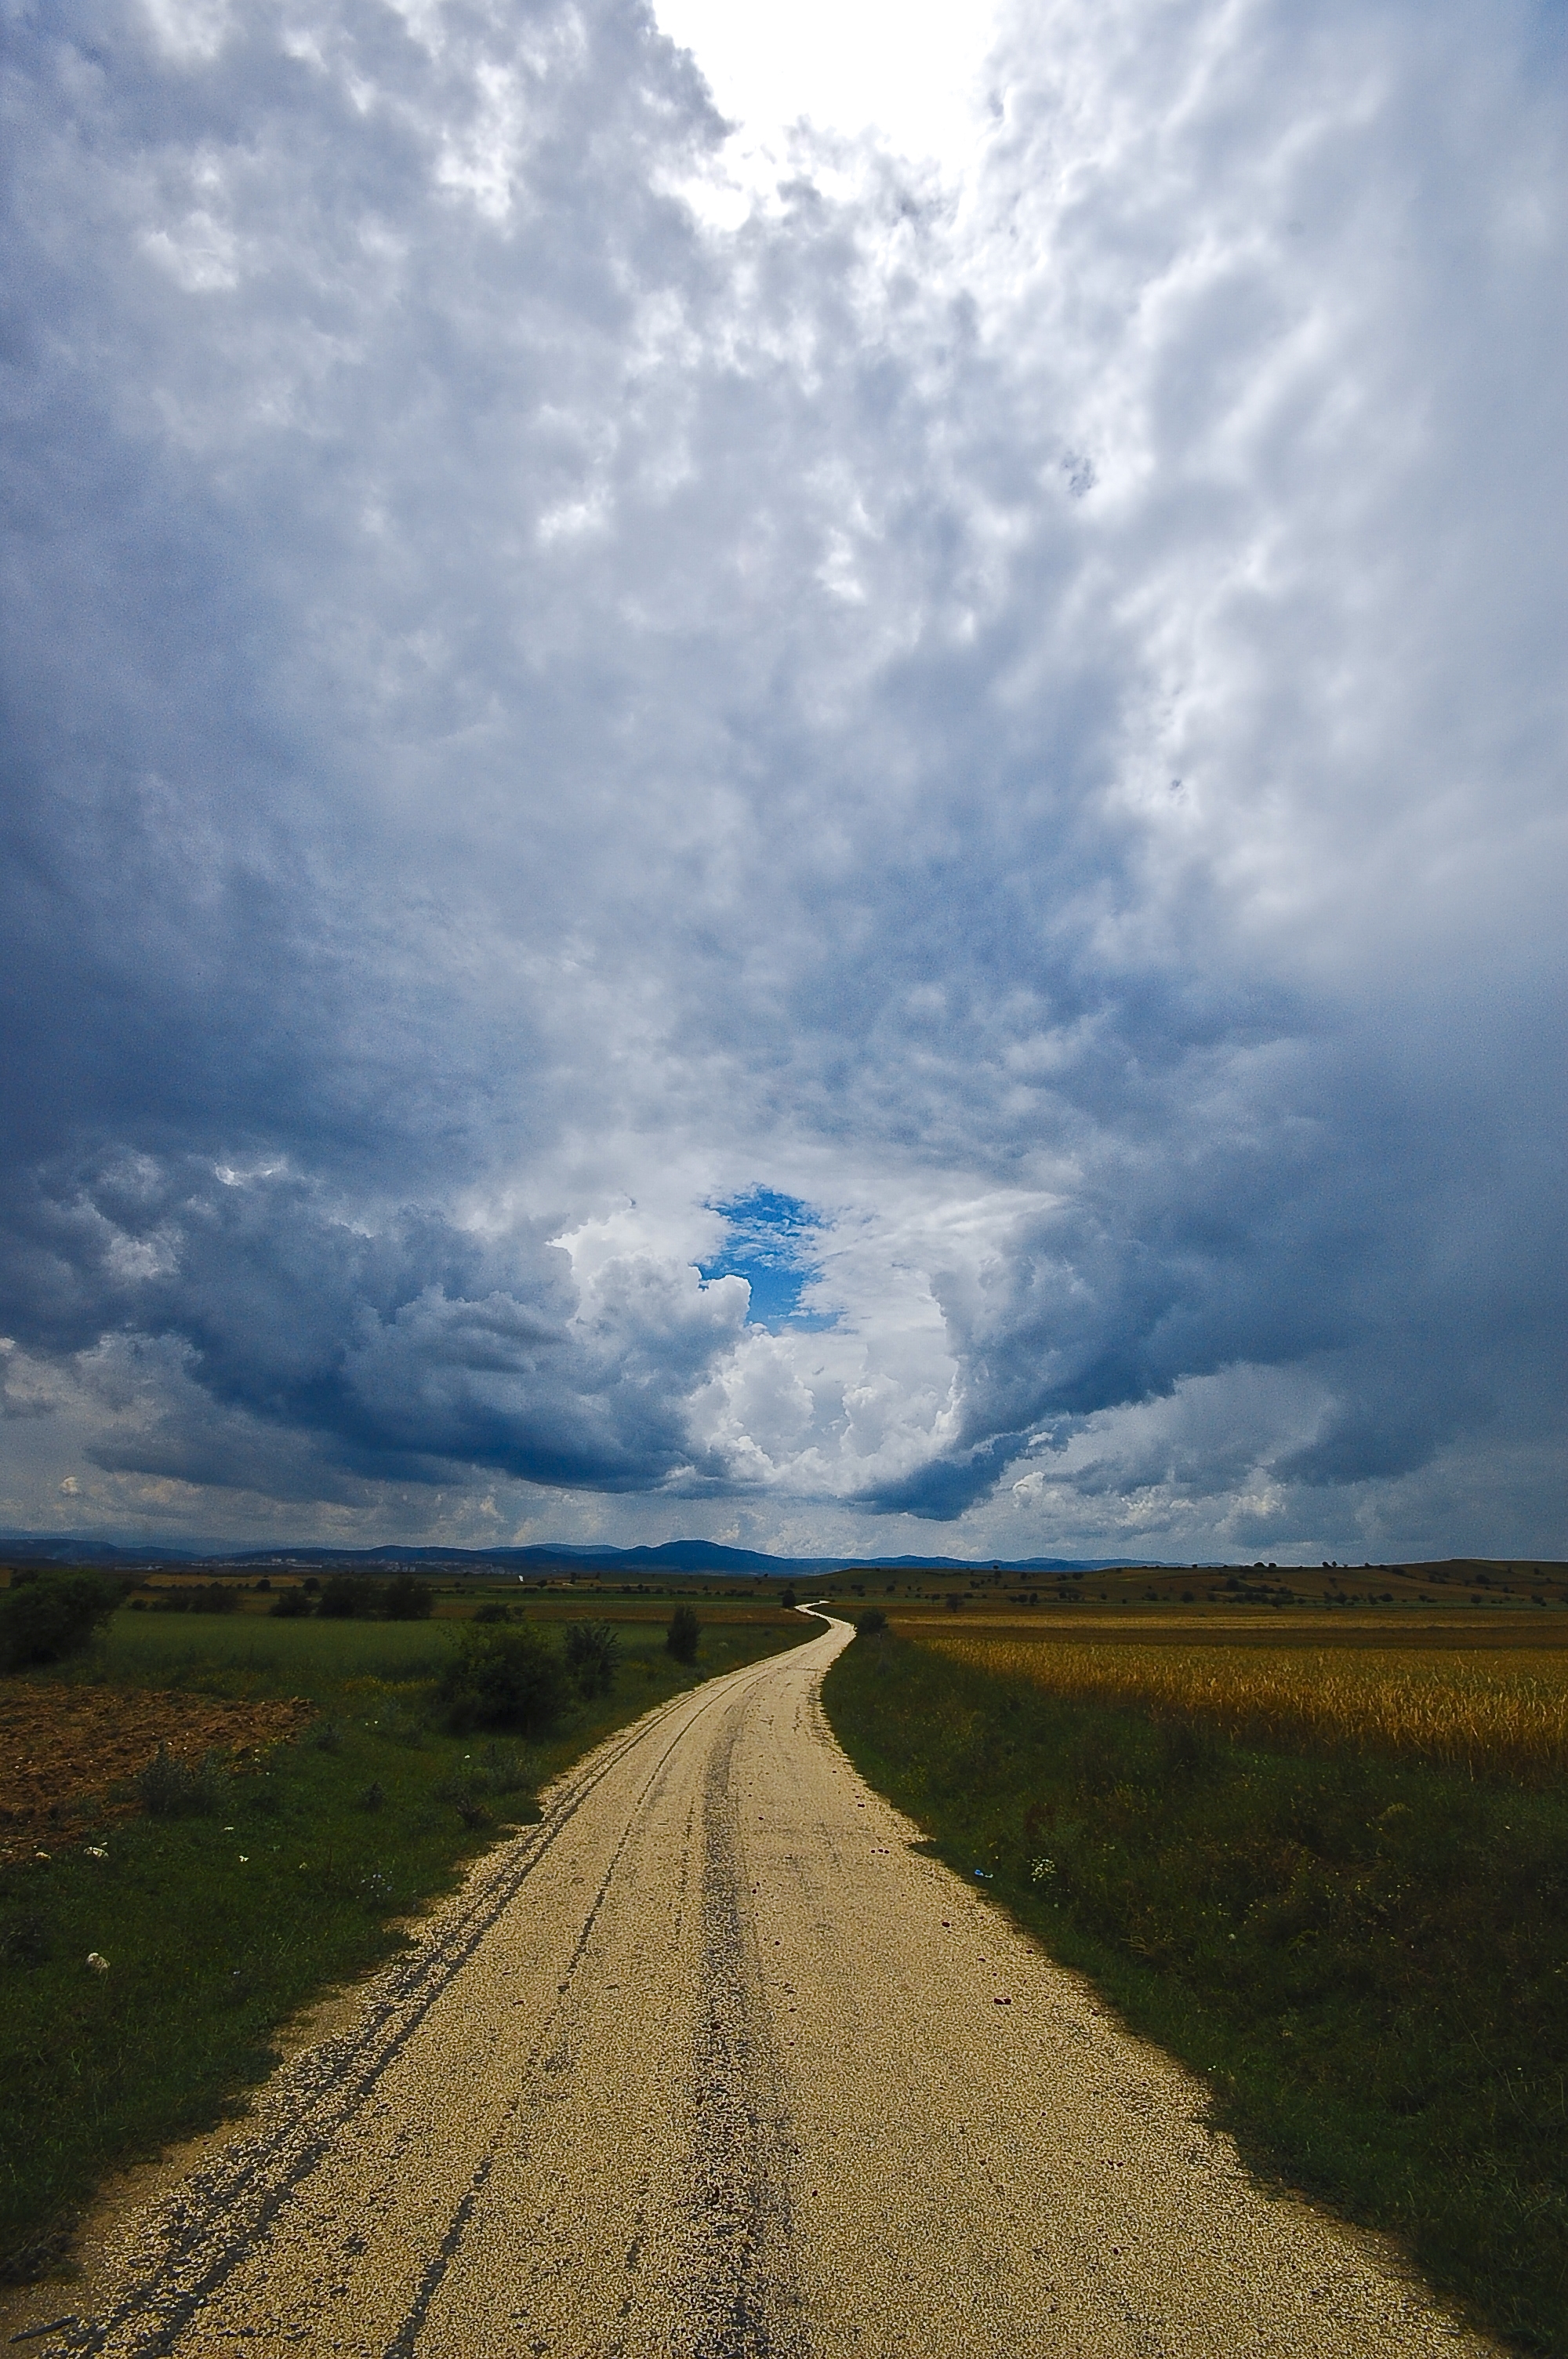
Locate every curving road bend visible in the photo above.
<box><xmin>37</xmin><ymin>1611</ymin><xmax>1492</xmax><ymax>2357</ymax></box>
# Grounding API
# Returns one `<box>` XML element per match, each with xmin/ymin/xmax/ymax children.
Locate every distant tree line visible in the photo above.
<box><xmin>274</xmin><ymin>1574</ymin><xmax>434</xmax><ymax>1621</ymax></box>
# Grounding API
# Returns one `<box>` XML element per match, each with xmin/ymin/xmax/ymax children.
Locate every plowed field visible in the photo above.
<box><xmin>0</xmin><ymin>1685</ymin><xmax>313</xmax><ymax>1863</ymax></box>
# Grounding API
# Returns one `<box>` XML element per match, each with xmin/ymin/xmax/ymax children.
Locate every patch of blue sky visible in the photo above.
<box><xmin>699</xmin><ymin>1188</ymin><xmax>838</xmax><ymax>1332</ymax></box>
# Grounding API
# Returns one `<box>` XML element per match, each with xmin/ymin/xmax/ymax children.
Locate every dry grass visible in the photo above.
<box><xmin>925</xmin><ymin>1633</ymin><xmax>1568</xmax><ymax>1782</ymax></box>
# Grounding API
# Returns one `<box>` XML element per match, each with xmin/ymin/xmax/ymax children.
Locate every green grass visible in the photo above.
<box><xmin>0</xmin><ymin>1602</ymin><xmax>807</xmax><ymax>2281</ymax></box>
<box><xmin>69</xmin><ymin>1610</ymin><xmax>469</xmax><ymax>1700</ymax></box>
<box><xmin>823</xmin><ymin>1630</ymin><xmax>1568</xmax><ymax>2357</ymax></box>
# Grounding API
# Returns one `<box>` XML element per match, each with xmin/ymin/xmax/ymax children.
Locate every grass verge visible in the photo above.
<box><xmin>0</xmin><ymin>1602</ymin><xmax>807</xmax><ymax>2281</ymax></box>
<box><xmin>823</xmin><ymin>1629</ymin><xmax>1568</xmax><ymax>2355</ymax></box>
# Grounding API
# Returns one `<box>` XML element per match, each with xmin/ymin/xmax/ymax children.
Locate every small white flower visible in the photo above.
<box><xmin>86</xmin><ymin>1951</ymin><xmax>110</xmax><ymax>1974</ymax></box>
<box><xmin>34</xmin><ymin>1850</ymin><xmax>51</xmax><ymax>1862</ymax></box>
<box><xmin>238</xmin><ymin>1854</ymin><xmax>249</xmax><ymax>1863</ymax></box>
<box><xmin>85</xmin><ymin>1845</ymin><xmax>108</xmax><ymax>1859</ymax></box>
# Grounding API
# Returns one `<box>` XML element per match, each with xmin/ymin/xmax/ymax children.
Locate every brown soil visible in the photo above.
<box><xmin>0</xmin><ymin>1682</ymin><xmax>314</xmax><ymax>1863</ymax></box>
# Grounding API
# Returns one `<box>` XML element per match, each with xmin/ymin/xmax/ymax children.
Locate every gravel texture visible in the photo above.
<box><xmin>12</xmin><ymin>1612</ymin><xmax>1496</xmax><ymax>2357</ymax></box>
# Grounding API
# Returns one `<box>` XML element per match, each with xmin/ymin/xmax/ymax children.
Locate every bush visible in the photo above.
<box><xmin>269</xmin><ymin>1587</ymin><xmax>314</xmax><ymax>1618</ymax></box>
<box><xmin>474</xmin><ymin>1601</ymin><xmax>510</xmax><ymax>1623</ymax></box>
<box><xmin>318</xmin><ymin>1575</ymin><xmax>370</xmax><ymax>1619</ymax></box>
<box><xmin>0</xmin><ymin>1572</ymin><xmax>124</xmax><ymax>1672</ymax></box>
<box><xmin>854</xmin><ymin>1607</ymin><xmax>887</xmax><ymax>1638</ymax></box>
<box><xmin>438</xmin><ymin>1626</ymin><xmax>568</xmax><ymax>1736</ymax></box>
<box><xmin>666</xmin><ymin>1605</ymin><xmax>700</xmax><ymax>1665</ymax></box>
<box><xmin>434</xmin><ymin>1741</ymin><xmax>541</xmax><ymax>1828</ymax></box>
<box><xmin>136</xmin><ymin>1746</ymin><xmax>223</xmax><ymax>1818</ymax></box>
<box><xmin>564</xmin><ymin>1619</ymin><xmax>619</xmax><ymax>1698</ymax></box>
<box><xmin>379</xmin><ymin>1576</ymin><xmax>434</xmax><ymax>1621</ymax></box>
<box><xmin>781</xmin><ymin>1585</ymin><xmax>797</xmax><ymax>1608</ymax></box>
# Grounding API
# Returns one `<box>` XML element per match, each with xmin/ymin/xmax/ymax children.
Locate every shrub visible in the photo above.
<box><xmin>438</xmin><ymin>1626</ymin><xmax>568</xmax><ymax>1736</ymax></box>
<box><xmin>855</xmin><ymin>1607</ymin><xmax>887</xmax><ymax>1638</ymax></box>
<box><xmin>564</xmin><ymin>1619</ymin><xmax>619</xmax><ymax>1697</ymax></box>
<box><xmin>474</xmin><ymin>1601</ymin><xmax>510</xmax><ymax>1623</ymax></box>
<box><xmin>269</xmin><ymin>1587</ymin><xmax>313</xmax><ymax>1618</ymax></box>
<box><xmin>136</xmin><ymin>1746</ymin><xmax>222</xmax><ymax>1818</ymax></box>
<box><xmin>379</xmin><ymin>1576</ymin><xmax>434</xmax><ymax>1621</ymax></box>
<box><xmin>0</xmin><ymin>1572</ymin><xmax>124</xmax><ymax>1672</ymax></box>
<box><xmin>666</xmin><ymin>1605</ymin><xmax>700</xmax><ymax>1665</ymax></box>
<box><xmin>781</xmin><ymin>1585</ymin><xmax>798</xmax><ymax>1608</ymax></box>
<box><xmin>434</xmin><ymin>1741</ymin><xmax>542</xmax><ymax>1829</ymax></box>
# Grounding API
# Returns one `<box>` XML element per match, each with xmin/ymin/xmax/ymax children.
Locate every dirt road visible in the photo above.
<box><xmin>24</xmin><ymin>1612</ymin><xmax>1492</xmax><ymax>2357</ymax></box>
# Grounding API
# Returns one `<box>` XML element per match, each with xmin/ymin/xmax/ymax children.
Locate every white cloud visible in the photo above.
<box><xmin>0</xmin><ymin>0</ymin><xmax>1560</xmax><ymax>1560</ymax></box>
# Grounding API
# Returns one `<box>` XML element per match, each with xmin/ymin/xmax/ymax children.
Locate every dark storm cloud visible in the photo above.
<box><xmin>0</xmin><ymin>0</ymin><xmax>1561</xmax><ymax>1551</ymax></box>
<box><xmin>5</xmin><ymin>1152</ymin><xmax>746</xmax><ymax>1491</ymax></box>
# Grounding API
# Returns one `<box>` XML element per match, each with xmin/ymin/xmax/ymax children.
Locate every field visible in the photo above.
<box><xmin>824</xmin><ymin>1612</ymin><xmax>1568</xmax><ymax>2356</ymax></box>
<box><xmin>0</xmin><ymin>1590</ymin><xmax>808</xmax><ymax>2283</ymax></box>
<box><xmin>810</xmin><ymin>1556</ymin><xmax>1568</xmax><ymax>1612</ymax></box>
<box><xmin>71</xmin><ymin>1592</ymin><xmax>793</xmax><ymax>1702</ymax></box>
<box><xmin>924</xmin><ymin>1627</ymin><xmax>1568</xmax><ymax>1782</ymax></box>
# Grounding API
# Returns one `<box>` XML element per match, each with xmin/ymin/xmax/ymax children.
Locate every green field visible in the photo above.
<box><xmin>67</xmin><ymin>1598</ymin><xmax>797</xmax><ymax>1701</ymax></box>
<box><xmin>0</xmin><ymin>1594</ymin><xmax>808</xmax><ymax>2283</ymax></box>
<box><xmin>824</xmin><ymin>1623</ymin><xmax>1568</xmax><ymax>2357</ymax></box>
<box><xmin>76</xmin><ymin>1610</ymin><xmax>463</xmax><ymax>1696</ymax></box>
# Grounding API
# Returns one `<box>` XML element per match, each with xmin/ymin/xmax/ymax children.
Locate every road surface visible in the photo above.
<box><xmin>23</xmin><ymin>1611</ymin><xmax>1492</xmax><ymax>2357</ymax></box>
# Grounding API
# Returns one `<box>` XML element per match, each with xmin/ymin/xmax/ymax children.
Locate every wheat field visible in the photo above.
<box><xmin>926</xmin><ymin>1633</ymin><xmax>1568</xmax><ymax>1780</ymax></box>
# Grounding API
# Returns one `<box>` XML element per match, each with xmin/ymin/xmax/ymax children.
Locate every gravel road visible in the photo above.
<box><xmin>20</xmin><ymin>1611</ymin><xmax>1494</xmax><ymax>2357</ymax></box>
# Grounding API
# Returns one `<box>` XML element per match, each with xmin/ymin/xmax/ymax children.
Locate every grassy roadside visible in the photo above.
<box><xmin>0</xmin><ymin>1600</ymin><xmax>808</xmax><ymax>2283</ymax></box>
<box><xmin>822</xmin><ymin>1628</ymin><xmax>1568</xmax><ymax>2356</ymax></box>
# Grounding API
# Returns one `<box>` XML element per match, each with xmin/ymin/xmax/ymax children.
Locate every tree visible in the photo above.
<box><xmin>318</xmin><ymin>1574</ymin><xmax>369</xmax><ymax>1618</ymax></box>
<box><xmin>0</xmin><ymin>1571</ymin><xmax>124</xmax><ymax>1671</ymax></box>
<box><xmin>380</xmin><ymin>1576</ymin><xmax>434</xmax><ymax>1620</ymax></box>
<box><xmin>666</xmin><ymin>1604</ymin><xmax>700</xmax><ymax>1664</ymax></box>
<box><xmin>564</xmin><ymin>1619</ymin><xmax>619</xmax><ymax>1697</ymax></box>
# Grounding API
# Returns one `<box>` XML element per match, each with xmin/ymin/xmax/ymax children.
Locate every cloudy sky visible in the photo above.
<box><xmin>2</xmin><ymin>0</ymin><xmax>1563</xmax><ymax>1563</ymax></box>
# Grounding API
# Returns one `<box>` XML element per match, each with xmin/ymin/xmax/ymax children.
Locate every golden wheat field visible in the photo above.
<box><xmin>925</xmin><ymin>1633</ymin><xmax>1568</xmax><ymax>1781</ymax></box>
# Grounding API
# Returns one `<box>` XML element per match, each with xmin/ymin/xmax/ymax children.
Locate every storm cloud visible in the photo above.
<box><xmin>1</xmin><ymin>0</ymin><xmax>1562</xmax><ymax>1558</ymax></box>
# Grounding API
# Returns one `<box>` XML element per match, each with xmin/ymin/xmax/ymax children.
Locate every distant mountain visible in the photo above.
<box><xmin>0</xmin><ymin>1530</ymin><xmax>212</xmax><ymax>1567</ymax></box>
<box><xmin>0</xmin><ymin>1527</ymin><xmax>1171</xmax><ymax>1576</ymax></box>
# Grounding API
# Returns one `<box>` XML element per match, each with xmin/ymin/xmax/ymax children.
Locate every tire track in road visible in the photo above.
<box><xmin>377</xmin><ymin>1685</ymin><xmax>748</xmax><ymax>2359</ymax></box>
<box><xmin>676</xmin><ymin>1698</ymin><xmax>806</xmax><ymax>2359</ymax></box>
